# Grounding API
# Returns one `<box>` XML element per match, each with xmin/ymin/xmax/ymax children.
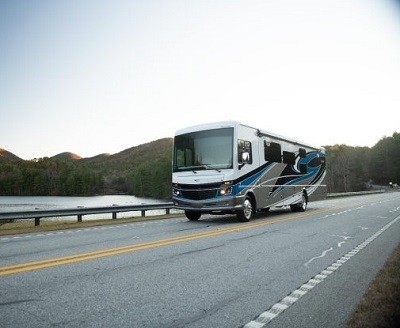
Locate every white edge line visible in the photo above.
<box><xmin>243</xmin><ymin>214</ymin><xmax>400</xmax><ymax>328</ymax></box>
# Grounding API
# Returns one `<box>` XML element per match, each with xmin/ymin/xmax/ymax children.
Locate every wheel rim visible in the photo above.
<box><xmin>243</xmin><ymin>198</ymin><xmax>253</xmax><ymax>219</ymax></box>
<box><xmin>301</xmin><ymin>195</ymin><xmax>307</xmax><ymax>210</ymax></box>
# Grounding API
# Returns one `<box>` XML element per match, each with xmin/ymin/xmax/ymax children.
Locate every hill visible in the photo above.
<box><xmin>84</xmin><ymin>153</ymin><xmax>111</xmax><ymax>161</ymax></box>
<box><xmin>0</xmin><ymin>148</ymin><xmax>23</xmax><ymax>162</ymax></box>
<box><xmin>0</xmin><ymin>138</ymin><xmax>174</xmax><ymax>198</ymax></box>
<box><xmin>51</xmin><ymin>152</ymin><xmax>82</xmax><ymax>161</ymax></box>
<box><xmin>81</xmin><ymin>138</ymin><xmax>173</xmax><ymax>196</ymax></box>
<box><xmin>82</xmin><ymin>138</ymin><xmax>172</xmax><ymax>167</ymax></box>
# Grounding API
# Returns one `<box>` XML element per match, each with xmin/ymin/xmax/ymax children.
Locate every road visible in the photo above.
<box><xmin>1</xmin><ymin>192</ymin><xmax>399</xmax><ymax>328</ymax></box>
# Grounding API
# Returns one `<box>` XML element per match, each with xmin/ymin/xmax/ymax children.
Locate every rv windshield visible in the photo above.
<box><xmin>173</xmin><ymin>127</ymin><xmax>233</xmax><ymax>172</ymax></box>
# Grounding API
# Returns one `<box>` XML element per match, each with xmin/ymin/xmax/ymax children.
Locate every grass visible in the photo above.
<box><xmin>0</xmin><ymin>213</ymin><xmax>183</xmax><ymax>236</ymax></box>
<box><xmin>346</xmin><ymin>242</ymin><xmax>400</xmax><ymax>328</ymax></box>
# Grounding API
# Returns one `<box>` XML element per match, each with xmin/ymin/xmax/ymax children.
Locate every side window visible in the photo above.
<box><xmin>238</xmin><ymin>140</ymin><xmax>252</xmax><ymax>164</ymax></box>
<box><xmin>300</xmin><ymin>163</ymin><xmax>307</xmax><ymax>174</ymax></box>
<box><xmin>264</xmin><ymin>141</ymin><xmax>282</xmax><ymax>163</ymax></box>
<box><xmin>282</xmin><ymin>151</ymin><xmax>295</xmax><ymax>165</ymax></box>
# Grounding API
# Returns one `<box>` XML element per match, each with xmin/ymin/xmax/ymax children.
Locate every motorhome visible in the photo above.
<box><xmin>172</xmin><ymin>121</ymin><xmax>326</xmax><ymax>221</ymax></box>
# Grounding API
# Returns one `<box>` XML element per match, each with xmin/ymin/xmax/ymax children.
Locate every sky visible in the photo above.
<box><xmin>1</xmin><ymin>0</ymin><xmax>400</xmax><ymax>160</ymax></box>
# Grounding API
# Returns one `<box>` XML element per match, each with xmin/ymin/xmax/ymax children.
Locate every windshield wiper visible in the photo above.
<box><xmin>202</xmin><ymin>164</ymin><xmax>221</xmax><ymax>172</ymax></box>
<box><xmin>179</xmin><ymin>165</ymin><xmax>222</xmax><ymax>173</ymax></box>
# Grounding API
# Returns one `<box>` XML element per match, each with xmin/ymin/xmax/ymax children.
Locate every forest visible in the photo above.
<box><xmin>325</xmin><ymin>132</ymin><xmax>400</xmax><ymax>192</ymax></box>
<box><xmin>0</xmin><ymin>133</ymin><xmax>399</xmax><ymax>199</ymax></box>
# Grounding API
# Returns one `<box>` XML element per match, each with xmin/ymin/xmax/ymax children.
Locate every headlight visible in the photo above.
<box><xmin>219</xmin><ymin>181</ymin><xmax>232</xmax><ymax>196</ymax></box>
<box><xmin>172</xmin><ymin>184</ymin><xmax>180</xmax><ymax>196</ymax></box>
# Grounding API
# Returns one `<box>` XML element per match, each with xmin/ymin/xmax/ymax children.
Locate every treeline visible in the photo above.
<box><xmin>125</xmin><ymin>156</ymin><xmax>172</xmax><ymax>199</ymax></box>
<box><xmin>326</xmin><ymin>132</ymin><xmax>400</xmax><ymax>192</ymax></box>
<box><xmin>0</xmin><ymin>156</ymin><xmax>172</xmax><ymax>198</ymax></box>
<box><xmin>0</xmin><ymin>138</ymin><xmax>174</xmax><ymax>199</ymax></box>
<box><xmin>0</xmin><ymin>158</ymin><xmax>103</xmax><ymax>196</ymax></box>
<box><xmin>0</xmin><ymin>133</ymin><xmax>399</xmax><ymax>198</ymax></box>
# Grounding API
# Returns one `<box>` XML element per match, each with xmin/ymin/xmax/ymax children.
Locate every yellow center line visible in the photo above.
<box><xmin>0</xmin><ymin>207</ymin><xmax>334</xmax><ymax>276</ymax></box>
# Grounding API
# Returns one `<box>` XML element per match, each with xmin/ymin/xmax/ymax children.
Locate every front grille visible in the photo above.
<box><xmin>181</xmin><ymin>189</ymin><xmax>218</xmax><ymax>200</ymax></box>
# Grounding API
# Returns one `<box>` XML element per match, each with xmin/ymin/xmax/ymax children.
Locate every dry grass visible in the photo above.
<box><xmin>346</xmin><ymin>242</ymin><xmax>400</xmax><ymax>328</ymax></box>
<box><xmin>0</xmin><ymin>213</ymin><xmax>184</xmax><ymax>236</ymax></box>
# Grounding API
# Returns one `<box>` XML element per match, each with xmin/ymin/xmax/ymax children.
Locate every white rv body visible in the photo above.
<box><xmin>172</xmin><ymin>121</ymin><xmax>326</xmax><ymax>221</ymax></box>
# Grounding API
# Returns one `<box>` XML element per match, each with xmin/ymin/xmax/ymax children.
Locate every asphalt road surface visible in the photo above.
<box><xmin>1</xmin><ymin>192</ymin><xmax>399</xmax><ymax>328</ymax></box>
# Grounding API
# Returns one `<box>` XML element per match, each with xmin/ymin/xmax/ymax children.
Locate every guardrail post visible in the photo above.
<box><xmin>35</xmin><ymin>217</ymin><xmax>41</xmax><ymax>226</ymax></box>
<box><xmin>77</xmin><ymin>214</ymin><xmax>82</xmax><ymax>223</ymax></box>
<box><xmin>166</xmin><ymin>208</ymin><xmax>170</xmax><ymax>215</ymax></box>
<box><xmin>141</xmin><ymin>210</ymin><xmax>145</xmax><ymax>217</ymax></box>
<box><xmin>112</xmin><ymin>212</ymin><xmax>117</xmax><ymax>219</ymax></box>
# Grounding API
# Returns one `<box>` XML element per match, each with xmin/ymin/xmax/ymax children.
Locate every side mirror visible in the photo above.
<box><xmin>239</xmin><ymin>152</ymin><xmax>250</xmax><ymax>170</ymax></box>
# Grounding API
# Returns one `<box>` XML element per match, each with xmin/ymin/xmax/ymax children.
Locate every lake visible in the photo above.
<box><xmin>0</xmin><ymin>195</ymin><xmax>179</xmax><ymax>221</ymax></box>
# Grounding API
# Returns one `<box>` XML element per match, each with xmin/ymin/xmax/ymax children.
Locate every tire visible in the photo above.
<box><xmin>237</xmin><ymin>197</ymin><xmax>254</xmax><ymax>222</ymax></box>
<box><xmin>185</xmin><ymin>210</ymin><xmax>201</xmax><ymax>221</ymax></box>
<box><xmin>290</xmin><ymin>193</ymin><xmax>307</xmax><ymax>212</ymax></box>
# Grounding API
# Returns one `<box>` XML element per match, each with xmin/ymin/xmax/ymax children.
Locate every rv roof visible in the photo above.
<box><xmin>174</xmin><ymin>121</ymin><xmax>239</xmax><ymax>135</ymax></box>
<box><xmin>174</xmin><ymin>121</ymin><xmax>323</xmax><ymax>151</ymax></box>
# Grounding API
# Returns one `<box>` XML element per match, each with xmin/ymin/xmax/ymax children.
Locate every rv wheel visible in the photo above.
<box><xmin>237</xmin><ymin>197</ymin><xmax>254</xmax><ymax>222</ymax></box>
<box><xmin>299</xmin><ymin>193</ymin><xmax>307</xmax><ymax>212</ymax></box>
<box><xmin>290</xmin><ymin>193</ymin><xmax>307</xmax><ymax>212</ymax></box>
<box><xmin>185</xmin><ymin>211</ymin><xmax>201</xmax><ymax>221</ymax></box>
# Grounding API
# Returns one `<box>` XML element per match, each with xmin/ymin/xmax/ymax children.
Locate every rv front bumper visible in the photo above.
<box><xmin>172</xmin><ymin>195</ymin><xmax>245</xmax><ymax>213</ymax></box>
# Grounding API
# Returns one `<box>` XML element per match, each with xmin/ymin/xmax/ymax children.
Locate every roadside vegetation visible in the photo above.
<box><xmin>0</xmin><ymin>213</ymin><xmax>183</xmax><ymax>236</ymax></box>
<box><xmin>325</xmin><ymin>132</ymin><xmax>400</xmax><ymax>193</ymax></box>
<box><xmin>346</xmin><ymin>242</ymin><xmax>400</xmax><ymax>328</ymax></box>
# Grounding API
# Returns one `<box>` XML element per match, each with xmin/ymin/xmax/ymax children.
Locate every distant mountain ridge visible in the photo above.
<box><xmin>0</xmin><ymin>138</ymin><xmax>172</xmax><ymax>163</ymax></box>
<box><xmin>0</xmin><ymin>138</ymin><xmax>174</xmax><ymax>198</ymax></box>
<box><xmin>0</xmin><ymin>148</ymin><xmax>23</xmax><ymax>162</ymax></box>
<box><xmin>51</xmin><ymin>152</ymin><xmax>82</xmax><ymax>161</ymax></box>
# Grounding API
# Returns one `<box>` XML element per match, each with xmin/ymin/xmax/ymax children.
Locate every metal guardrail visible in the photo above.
<box><xmin>0</xmin><ymin>190</ymin><xmax>393</xmax><ymax>227</ymax></box>
<box><xmin>326</xmin><ymin>190</ymin><xmax>386</xmax><ymax>198</ymax></box>
<box><xmin>0</xmin><ymin>203</ymin><xmax>175</xmax><ymax>226</ymax></box>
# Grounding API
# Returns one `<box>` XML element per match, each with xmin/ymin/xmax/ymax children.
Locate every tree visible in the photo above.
<box><xmin>369</xmin><ymin>132</ymin><xmax>400</xmax><ymax>185</ymax></box>
<box><xmin>325</xmin><ymin>145</ymin><xmax>370</xmax><ymax>193</ymax></box>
